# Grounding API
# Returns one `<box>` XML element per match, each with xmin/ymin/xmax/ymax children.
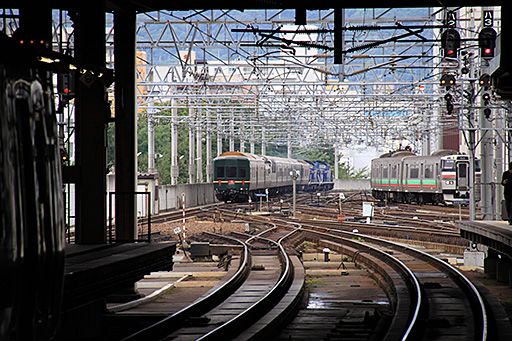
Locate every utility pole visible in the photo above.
<box><xmin>171</xmin><ymin>99</ymin><xmax>179</xmax><ymax>185</ymax></box>
<box><xmin>290</xmin><ymin>170</ymin><xmax>299</xmax><ymax>218</ymax></box>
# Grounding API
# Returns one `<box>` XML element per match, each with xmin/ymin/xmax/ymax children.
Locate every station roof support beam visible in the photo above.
<box><xmin>74</xmin><ymin>1</ymin><xmax>108</xmax><ymax>244</ymax></box>
<box><xmin>114</xmin><ymin>10</ymin><xmax>138</xmax><ymax>241</ymax></box>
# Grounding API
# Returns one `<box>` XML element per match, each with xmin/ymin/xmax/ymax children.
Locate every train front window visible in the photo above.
<box><xmin>226</xmin><ymin>166</ymin><xmax>237</xmax><ymax>177</ymax></box>
<box><xmin>441</xmin><ymin>160</ymin><xmax>455</xmax><ymax>170</ymax></box>
<box><xmin>216</xmin><ymin>166</ymin><xmax>225</xmax><ymax>178</ymax></box>
<box><xmin>239</xmin><ymin>166</ymin><xmax>246</xmax><ymax>178</ymax></box>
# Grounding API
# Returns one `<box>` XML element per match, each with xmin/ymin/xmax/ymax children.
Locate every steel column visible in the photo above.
<box><xmin>114</xmin><ymin>9</ymin><xmax>137</xmax><ymax>241</ymax></box>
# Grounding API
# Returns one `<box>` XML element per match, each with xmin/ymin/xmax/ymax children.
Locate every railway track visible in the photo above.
<box><xmin>206</xmin><ymin>207</ymin><xmax>510</xmax><ymax>339</ymax></box>
<box><xmin>121</xmin><ymin>226</ymin><xmax>305</xmax><ymax>340</ymax></box>
<box><xmin>106</xmin><ymin>201</ymin><xmax>512</xmax><ymax>340</ymax></box>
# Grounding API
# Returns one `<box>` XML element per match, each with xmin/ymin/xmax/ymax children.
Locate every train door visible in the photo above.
<box><xmin>405</xmin><ymin>164</ymin><xmax>409</xmax><ymax>190</ymax></box>
<box><xmin>378</xmin><ymin>163</ymin><xmax>383</xmax><ymax>191</ymax></box>
<box><xmin>457</xmin><ymin>161</ymin><xmax>469</xmax><ymax>193</ymax></box>
<box><xmin>420</xmin><ymin>163</ymin><xmax>424</xmax><ymax>189</ymax></box>
<box><xmin>435</xmin><ymin>163</ymin><xmax>439</xmax><ymax>190</ymax></box>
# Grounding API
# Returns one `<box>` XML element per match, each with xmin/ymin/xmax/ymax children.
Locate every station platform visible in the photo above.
<box><xmin>63</xmin><ymin>242</ymin><xmax>177</xmax><ymax>311</ymax></box>
<box><xmin>455</xmin><ymin>220</ymin><xmax>512</xmax><ymax>257</ymax></box>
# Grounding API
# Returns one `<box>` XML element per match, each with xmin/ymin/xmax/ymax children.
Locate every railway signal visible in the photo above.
<box><xmin>441</xmin><ymin>28</ymin><xmax>460</xmax><ymax>58</ymax></box>
<box><xmin>60</xmin><ymin>148</ymin><xmax>69</xmax><ymax>164</ymax></box>
<box><xmin>444</xmin><ymin>93</ymin><xmax>454</xmax><ymax>114</ymax></box>
<box><xmin>57</xmin><ymin>72</ymin><xmax>75</xmax><ymax>97</ymax></box>
<box><xmin>440</xmin><ymin>74</ymin><xmax>456</xmax><ymax>88</ymax></box>
<box><xmin>479</xmin><ymin>74</ymin><xmax>491</xmax><ymax>88</ymax></box>
<box><xmin>478</xmin><ymin>27</ymin><xmax>497</xmax><ymax>59</ymax></box>
<box><xmin>482</xmin><ymin>92</ymin><xmax>491</xmax><ymax>119</ymax></box>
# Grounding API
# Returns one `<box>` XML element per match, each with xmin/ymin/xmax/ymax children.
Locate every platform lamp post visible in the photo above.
<box><xmin>290</xmin><ymin>170</ymin><xmax>300</xmax><ymax>218</ymax></box>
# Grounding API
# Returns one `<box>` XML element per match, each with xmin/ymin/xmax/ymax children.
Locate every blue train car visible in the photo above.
<box><xmin>305</xmin><ymin>160</ymin><xmax>335</xmax><ymax>192</ymax></box>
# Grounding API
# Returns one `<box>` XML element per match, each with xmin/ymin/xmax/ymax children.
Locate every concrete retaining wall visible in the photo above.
<box><xmin>334</xmin><ymin>179</ymin><xmax>371</xmax><ymax>191</ymax></box>
<box><xmin>103</xmin><ymin>174</ymin><xmax>369</xmax><ymax>222</ymax></box>
<box><xmin>159</xmin><ymin>183</ymin><xmax>217</xmax><ymax>211</ymax></box>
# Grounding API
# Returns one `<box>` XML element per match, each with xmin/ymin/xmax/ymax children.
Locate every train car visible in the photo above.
<box><xmin>305</xmin><ymin>160</ymin><xmax>335</xmax><ymax>192</ymax></box>
<box><xmin>440</xmin><ymin>153</ymin><xmax>481</xmax><ymax>204</ymax></box>
<box><xmin>371</xmin><ymin>149</ymin><xmax>480</xmax><ymax>205</ymax></box>
<box><xmin>213</xmin><ymin>151</ymin><xmax>310</xmax><ymax>202</ymax></box>
<box><xmin>0</xmin><ymin>58</ymin><xmax>65</xmax><ymax>338</ymax></box>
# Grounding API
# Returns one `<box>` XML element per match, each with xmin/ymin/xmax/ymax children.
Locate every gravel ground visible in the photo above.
<box><xmin>150</xmin><ymin>218</ymin><xmax>250</xmax><ymax>242</ymax></box>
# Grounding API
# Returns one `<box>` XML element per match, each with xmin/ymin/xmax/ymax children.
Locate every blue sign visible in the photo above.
<box><xmin>254</xmin><ymin>193</ymin><xmax>267</xmax><ymax>197</ymax></box>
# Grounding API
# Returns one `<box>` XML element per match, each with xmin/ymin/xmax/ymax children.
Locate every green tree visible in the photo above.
<box><xmin>338</xmin><ymin>162</ymin><xmax>370</xmax><ymax>179</ymax></box>
<box><xmin>106</xmin><ymin>122</ymin><xmax>115</xmax><ymax>172</ymax></box>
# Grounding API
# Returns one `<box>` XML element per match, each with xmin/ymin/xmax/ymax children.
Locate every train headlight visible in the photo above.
<box><xmin>445</xmin><ymin>180</ymin><xmax>454</xmax><ymax>185</ymax></box>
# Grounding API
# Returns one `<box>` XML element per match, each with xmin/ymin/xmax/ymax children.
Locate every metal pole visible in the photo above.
<box><xmin>291</xmin><ymin>170</ymin><xmax>298</xmax><ymax>218</ymax></box>
<box><xmin>480</xmin><ymin>61</ymin><xmax>493</xmax><ymax>220</ymax></box>
<box><xmin>293</xmin><ymin>178</ymin><xmax>296</xmax><ymax>218</ymax></box>
<box><xmin>182</xmin><ymin>193</ymin><xmax>186</xmax><ymax>241</ymax></box>
<box><xmin>466</xmin><ymin>53</ymin><xmax>477</xmax><ymax>221</ymax></box>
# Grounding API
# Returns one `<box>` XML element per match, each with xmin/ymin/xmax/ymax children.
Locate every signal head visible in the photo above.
<box><xmin>478</xmin><ymin>27</ymin><xmax>497</xmax><ymax>59</ymax></box>
<box><xmin>479</xmin><ymin>74</ymin><xmax>491</xmax><ymax>88</ymax></box>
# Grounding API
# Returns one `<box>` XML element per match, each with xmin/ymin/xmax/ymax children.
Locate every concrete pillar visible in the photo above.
<box><xmin>496</xmin><ymin>113</ymin><xmax>503</xmax><ymax>219</ymax></box>
<box><xmin>114</xmin><ymin>9</ymin><xmax>137</xmax><ymax>242</ymax></box>
<box><xmin>287</xmin><ymin>133</ymin><xmax>292</xmax><ymax>158</ymax></box>
<box><xmin>334</xmin><ymin>144</ymin><xmax>339</xmax><ymax>180</ymax></box>
<box><xmin>229</xmin><ymin>111</ymin><xmax>235</xmax><ymax>151</ymax></box>
<box><xmin>250</xmin><ymin>124</ymin><xmax>255</xmax><ymax>154</ymax></box>
<box><xmin>206</xmin><ymin>109</ymin><xmax>212</xmax><ymax>183</ymax></box>
<box><xmin>261</xmin><ymin>126</ymin><xmax>266</xmax><ymax>155</ymax></box>
<box><xmin>480</xmin><ymin>62</ymin><xmax>494</xmax><ymax>220</ymax></box>
<box><xmin>188</xmin><ymin>109</ymin><xmax>196</xmax><ymax>184</ymax></box>
<box><xmin>75</xmin><ymin>1</ymin><xmax>108</xmax><ymax>243</ymax></box>
<box><xmin>148</xmin><ymin>116</ymin><xmax>156</xmax><ymax>173</ymax></box>
<box><xmin>217</xmin><ymin>111</ymin><xmax>222</xmax><ymax>156</ymax></box>
<box><xmin>171</xmin><ymin>99</ymin><xmax>179</xmax><ymax>185</ymax></box>
<box><xmin>497</xmin><ymin>260</ymin><xmax>512</xmax><ymax>283</ymax></box>
<box><xmin>196</xmin><ymin>113</ymin><xmax>203</xmax><ymax>183</ymax></box>
<box><xmin>484</xmin><ymin>251</ymin><xmax>499</xmax><ymax>277</ymax></box>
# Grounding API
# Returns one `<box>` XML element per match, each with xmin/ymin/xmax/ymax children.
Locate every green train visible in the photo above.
<box><xmin>213</xmin><ymin>151</ymin><xmax>312</xmax><ymax>202</ymax></box>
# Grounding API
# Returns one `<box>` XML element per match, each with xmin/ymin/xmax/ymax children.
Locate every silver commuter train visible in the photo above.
<box><xmin>371</xmin><ymin>149</ymin><xmax>481</xmax><ymax>205</ymax></box>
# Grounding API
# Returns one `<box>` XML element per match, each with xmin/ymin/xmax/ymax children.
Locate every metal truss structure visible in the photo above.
<box><xmin>3</xmin><ymin>7</ymin><xmax>504</xmax><ymax>155</ymax></box>
<box><xmin>2</xmin><ymin>6</ymin><xmax>509</xmax><ymax>221</ymax></box>
<box><xmin>133</xmin><ymin>8</ymin><xmax>447</xmax><ymax>153</ymax></box>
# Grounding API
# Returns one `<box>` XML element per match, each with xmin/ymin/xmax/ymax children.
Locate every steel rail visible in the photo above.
<box><xmin>121</xmin><ymin>232</ymin><xmax>251</xmax><ymax>341</ymax></box>
<box><xmin>196</xmin><ymin>224</ymin><xmax>297</xmax><ymax>340</ymax></box>
<box><xmin>300</xmin><ymin>223</ymin><xmax>487</xmax><ymax>341</ymax></box>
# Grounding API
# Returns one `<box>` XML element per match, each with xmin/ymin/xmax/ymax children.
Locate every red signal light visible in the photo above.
<box><xmin>484</xmin><ymin>48</ymin><xmax>491</xmax><ymax>55</ymax></box>
<box><xmin>447</xmin><ymin>50</ymin><xmax>454</xmax><ymax>55</ymax></box>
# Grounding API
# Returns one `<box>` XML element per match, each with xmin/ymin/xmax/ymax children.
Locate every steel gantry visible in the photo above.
<box><xmin>3</xmin><ymin>7</ymin><xmax>507</xmax><ymax>221</ymax></box>
<box><xmin>131</xmin><ymin>7</ymin><xmax>508</xmax><ymax>220</ymax></box>
<box><xmin>134</xmin><ymin>8</ymin><xmax>444</xmax><ymax>161</ymax></box>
